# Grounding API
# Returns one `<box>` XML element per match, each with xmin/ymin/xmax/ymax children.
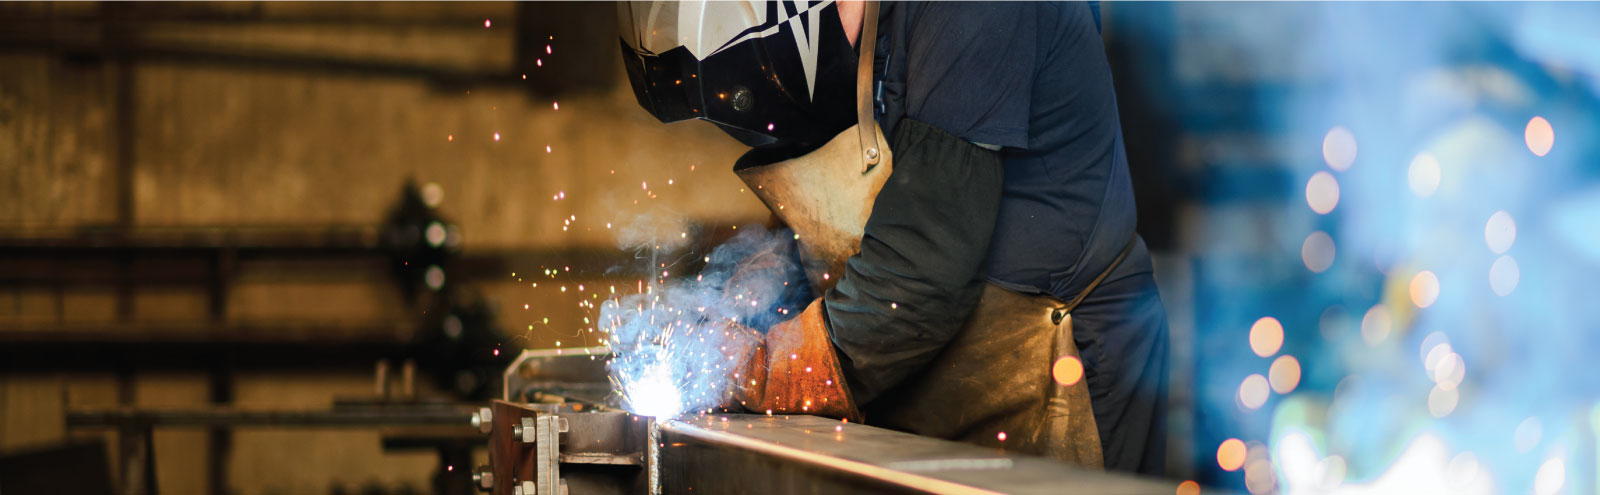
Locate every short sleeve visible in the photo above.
<box><xmin>898</xmin><ymin>2</ymin><xmax>1036</xmax><ymax>150</ymax></box>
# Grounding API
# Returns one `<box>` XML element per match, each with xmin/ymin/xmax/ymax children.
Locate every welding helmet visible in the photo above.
<box><xmin>617</xmin><ymin>0</ymin><xmax>859</xmax><ymax>151</ymax></box>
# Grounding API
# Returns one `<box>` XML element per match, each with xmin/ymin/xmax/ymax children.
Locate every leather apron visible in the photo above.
<box><xmin>731</xmin><ymin>2</ymin><xmax>1112</xmax><ymax>469</ymax></box>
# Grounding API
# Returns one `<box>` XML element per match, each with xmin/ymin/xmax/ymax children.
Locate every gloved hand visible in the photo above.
<box><xmin>722</xmin><ymin>299</ymin><xmax>861</xmax><ymax>422</ymax></box>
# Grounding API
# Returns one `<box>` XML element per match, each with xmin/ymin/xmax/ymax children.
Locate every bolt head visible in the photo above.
<box><xmin>730</xmin><ymin>86</ymin><xmax>753</xmax><ymax>112</ymax></box>
<box><xmin>473</xmin><ymin>407</ymin><xmax>494</xmax><ymax>433</ymax></box>
<box><xmin>473</xmin><ymin>470</ymin><xmax>494</xmax><ymax>491</ymax></box>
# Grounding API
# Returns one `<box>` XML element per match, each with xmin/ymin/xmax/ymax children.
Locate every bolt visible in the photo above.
<box><xmin>730</xmin><ymin>86</ymin><xmax>753</xmax><ymax>112</ymax></box>
<box><xmin>471</xmin><ymin>407</ymin><xmax>493</xmax><ymax>433</ymax></box>
<box><xmin>865</xmin><ymin>147</ymin><xmax>879</xmax><ymax>161</ymax></box>
<box><xmin>472</xmin><ymin>469</ymin><xmax>494</xmax><ymax>491</ymax></box>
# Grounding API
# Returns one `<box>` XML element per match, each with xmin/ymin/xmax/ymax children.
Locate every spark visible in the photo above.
<box><xmin>483</xmin><ymin>19</ymin><xmax>491</xmax><ymax>28</ymax></box>
<box><xmin>493</xmin><ymin>132</ymin><xmax>501</xmax><ymax>141</ymax></box>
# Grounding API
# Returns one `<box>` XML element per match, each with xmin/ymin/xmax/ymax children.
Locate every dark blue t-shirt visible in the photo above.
<box><xmin>874</xmin><ymin>1</ymin><xmax>1137</xmax><ymax>301</ymax></box>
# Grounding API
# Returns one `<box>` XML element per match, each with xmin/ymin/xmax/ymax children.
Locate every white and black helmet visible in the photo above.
<box><xmin>618</xmin><ymin>0</ymin><xmax>860</xmax><ymax>150</ymax></box>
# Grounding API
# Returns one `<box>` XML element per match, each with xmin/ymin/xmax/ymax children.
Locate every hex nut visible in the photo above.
<box><xmin>472</xmin><ymin>407</ymin><xmax>494</xmax><ymax>434</ymax></box>
<box><xmin>472</xmin><ymin>469</ymin><xmax>493</xmax><ymax>491</ymax></box>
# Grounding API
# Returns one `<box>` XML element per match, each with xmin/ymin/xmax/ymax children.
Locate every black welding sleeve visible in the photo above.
<box><xmin>823</xmin><ymin>118</ymin><xmax>1005</xmax><ymax>404</ymax></box>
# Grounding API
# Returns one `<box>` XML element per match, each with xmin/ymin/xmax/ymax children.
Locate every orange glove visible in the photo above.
<box><xmin>728</xmin><ymin>299</ymin><xmax>862</xmax><ymax>422</ymax></box>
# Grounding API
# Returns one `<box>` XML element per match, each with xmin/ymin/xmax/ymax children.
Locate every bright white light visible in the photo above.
<box><xmin>1490</xmin><ymin>255</ymin><xmax>1520</xmax><ymax>296</ymax></box>
<box><xmin>1410</xmin><ymin>271</ymin><xmax>1440</xmax><ymax>308</ymax></box>
<box><xmin>1428</xmin><ymin>385</ymin><xmax>1459</xmax><ymax>417</ymax></box>
<box><xmin>1307</xmin><ymin>171</ymin><xmax>1341</xmax><ymax>214</ymax></box>
<box><xmin>1446</xmin><ymin>452</ymin><xmax>1481</xmax><ymax>492</ymax></box>
<box><xmin>1420</xmin><ymin>332</ymin><xmax>1451</xmax><ymax>371</ymax></box>
<box><xmin>1534</xmin><ymin>457</ymin><xmax>1565</xmax><ymax>495</ymax></box>
<box><xmin>626</xmin><ymin>366</ymin><xmax>684</xmax><ymax>418</ymax></box>
<box><xmin>1276</xmin><ymin>433</ymin><xmax>1494</xmax><ymax>495</ymax></box>
<box><xmin>1408</xmin><ymin>153</ymin><xmax>1441</xmax><ymax>197</ymax></box>
<box><xmin>425</xmin><ymin>221</ymin><xmax>447</xmax><ymax>248</ymax></box>
<box><xmin>1314</xmin><ymin>455</ymin><xmax>1347</xmax><ymax>489</ymax></box>
<box><xmin>1276</xmin><ymin>432</ymin><xmax>1320</xmax><ymax>489</ymax></box>
<box><xmin>1431</xmin><ymin>352</ymin><xmax>1464</xmax><ymax>390</ymax></box>
<box><xmin>1323</xmin><ymin>126</ymin><xmax>1358</xmax><ymax>171</ymax></box>
<box><xmin>1424</xmin><ymin>342</ymin><xmax>1453</xmax><ymax>374</ymax></box>
<box><xmin>1485</xmin><ymin>210</ymin><xmax>1517</xmax><ymax>254</ymax></box>
<box><xmin>1240</xmin><ymin>374</ymin><xmax>1270</xmax><ymax>410</ymax></box>
<box><xmin>1514</xmin><ymin>417</ymin><xmax>1543</xmax><ymax>453</ymax></box>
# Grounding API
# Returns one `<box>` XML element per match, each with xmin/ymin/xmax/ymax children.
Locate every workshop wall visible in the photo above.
<box><xmin>0</xmin><ymin>2</ymin><xmax>769</xmax><ymax>494</ymax></box>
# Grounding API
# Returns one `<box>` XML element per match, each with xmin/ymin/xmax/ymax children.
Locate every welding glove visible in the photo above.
<box><xmin>725</xmin><ymin>299</ymin><xmax>862</xmax><ymax>422</ymax></box>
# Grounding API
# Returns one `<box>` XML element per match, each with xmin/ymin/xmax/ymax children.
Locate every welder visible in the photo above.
<box><xmin>618</xmin><ymin>1</ymin><xmax>1170</xmax><ymax>475</ymax></box>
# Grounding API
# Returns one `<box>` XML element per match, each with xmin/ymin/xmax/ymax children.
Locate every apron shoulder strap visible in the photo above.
<box><xmin>855</xmin><ymin>1</ymin><xmax>882</xmax><ymax>173</ymax></box>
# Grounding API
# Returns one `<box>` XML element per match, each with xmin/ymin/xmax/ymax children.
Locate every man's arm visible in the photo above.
<box><xmin>824</xmin><ymin>118</ymin><xmax>1005</xmax><ymax>403</ymax></box>
<box><xmin>821</xmin><ymin>2</ymin><xmax>1036</xmax><ymax>404</ymax></box>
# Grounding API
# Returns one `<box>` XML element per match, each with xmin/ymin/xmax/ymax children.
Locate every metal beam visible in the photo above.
<box><xmin>658</xmin><ymin>415</ymin><xmax>1176</xmax><ymax>494</ymax></box>
<box><xmin>65</xmin><ymin>406</ymin><xmax>475</xmax><ymax>429</ymax></box>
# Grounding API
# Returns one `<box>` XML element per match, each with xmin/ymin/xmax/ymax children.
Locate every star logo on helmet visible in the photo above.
<box><xmin>707</xmin><ymin>0</ymin><xmax>834</xmax><ymax>102</ymax></box>
<box><xmin>781</xmin><ymin>0</ymin><xmax>827</xmax><ymax>101</ymax></box>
